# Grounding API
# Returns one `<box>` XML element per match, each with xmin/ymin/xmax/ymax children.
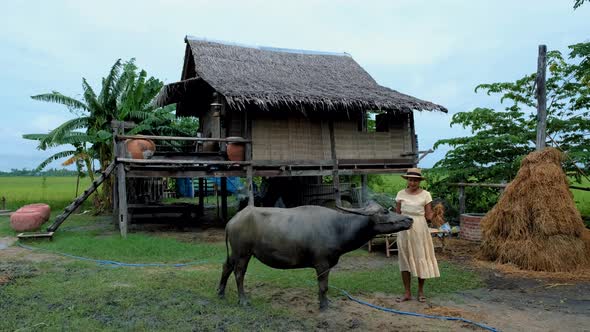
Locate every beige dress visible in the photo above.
<box><xmin>395</xmin><ymin>189</ymin><xmax>440</xmax><ymax>279</ymax></box>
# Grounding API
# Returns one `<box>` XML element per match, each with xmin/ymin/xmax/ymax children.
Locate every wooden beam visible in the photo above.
<box><xmin>449</xmin><ymin>182</ymin><xmax>508</xmax><ymax>188</ymax></box>
<box><xmin>116</xmin><ymin>134</ymin><xmax>251</xmax><ymax>143</ymax></box>
<box><xmin>536</xmin><ymin>44</ymin><xmax>547</xmax><ymax>150</ymax></box>
<box><xmin>328</xmin><ymin>120</ymin><xmax>341</xmax><ymax>206</ymax></box>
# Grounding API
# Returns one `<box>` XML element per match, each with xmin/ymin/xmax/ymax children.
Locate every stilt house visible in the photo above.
<box><xmin>109</xmin><ymin>37</ymin><xmax>446</xmax><ymax>236</ymax></box>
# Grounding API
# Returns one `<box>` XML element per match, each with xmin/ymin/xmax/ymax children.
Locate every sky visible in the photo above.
<box><xmin>0</xmin><ymin>0</ymin><xmax>589</xmax><ymax>171</ymax></box>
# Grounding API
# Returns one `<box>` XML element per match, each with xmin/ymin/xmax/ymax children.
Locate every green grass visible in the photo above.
<box><xmin>0</xmin><ymin>176</ymin><xmax>93</xmax><ymax>211</ymax></box>
<box><xmin>0</xmin><ymin>212</ymin><xmax>483</xmax><ymax>331</ymax></box>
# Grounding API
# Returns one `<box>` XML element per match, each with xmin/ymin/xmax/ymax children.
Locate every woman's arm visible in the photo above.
<box><xmin>396</xmin><ymin>200</ymin><xmax>402</xmax><ymax>214</ymax></box>
<box><xmin>424</xmin><ymin>202</ymin><xmax>433</xmax><ymax>221</ymax></box>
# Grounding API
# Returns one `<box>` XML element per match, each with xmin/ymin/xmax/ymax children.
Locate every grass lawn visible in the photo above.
<box><xmin>0</xmin><ymin>214</ymin><xmax>483</xmax><ymax>331</ymax></box>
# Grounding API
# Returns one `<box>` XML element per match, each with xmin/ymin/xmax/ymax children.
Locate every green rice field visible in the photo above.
<box><xmin>0</xmin><ymin>176</ymin><xmax>93</xmax><ymax>211</ymax></box>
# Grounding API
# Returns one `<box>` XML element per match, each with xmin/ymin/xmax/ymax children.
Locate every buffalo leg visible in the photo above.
<box><xmin>217</xmin><ymin>257</ymin><xmax>235</xmax><ymax>298</ymax></box>
<box><xmin>234</xmin><ymin>255</ymin><xmax>252</xmax><ymax>306</ymax></box>
<box><xmin>315</xmin><ymin>265</ymin><xmax>331</xmax><ymax>311</ymax></box>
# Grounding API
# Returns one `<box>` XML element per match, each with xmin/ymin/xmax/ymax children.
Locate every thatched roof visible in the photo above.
<box><xmin>155</xmin><ymin>37</ymin><xmax>447</xmax><ymax>114</ymax></box>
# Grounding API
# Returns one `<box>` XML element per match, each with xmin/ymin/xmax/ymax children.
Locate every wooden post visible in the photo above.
<box><xmin>360</xmin><ymin>111</ymin><xmax>368</xmax><ymax>207</ymax></box>
<box><xmin>113</xmin><ymin>121</ymin><xmax>128</xmax><ymax>238</ymax></box>
<box><xmin>361</xmin><ymin>175</ymin><xmax>368</xmax><ymax>207</ymax></box>
<box><xmin>328</xmin><ymin>120</ymin><xmax>341</xmax><ymax>206</ymax></box>
<box><xmin>458</xmin><ymin>185</ymin><xmax>466</xmax><ymax>216</ymax></box>
<box><xmin>409</xmin><ymin>113</ymin><xmax>418</xmax><ymax>165</ymax></box>
<box><xmin>111</xmin><ymin>121</ymin><xmax>123</xmax><ymax>227</ymax></box>
<box><xmin>245</xmin><ymin>113</ymin><xmax>254</xmax><ymax>206</ymax></box>
<box><xmin>198</xmin><ymin>178</ymin><xmax>204</xmax><ymax>216</ymax></box>
<box><xmin>221</xmin><ymin>177</ymin><xmax>228</xmax><ymax>221</ymax></box>
<box><xmin>536</xmin><ymin>44</ymin><xmax>547</xmax><ymax>151</ymax></box>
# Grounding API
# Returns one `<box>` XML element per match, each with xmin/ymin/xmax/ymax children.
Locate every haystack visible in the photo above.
<box><xmin>479</xmin><ymin>148</ymin><xmax>588</xmax><ymax>272</ymax></box>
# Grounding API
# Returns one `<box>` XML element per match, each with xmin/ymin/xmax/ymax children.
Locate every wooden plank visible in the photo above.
<box><xmin>450</xmin><ymin>182</ymin><xmax>508</xmax><ymax>188</ymax></box>
<box><xmin>17</xmin><ymin>232</ymin><xmax>54</xmax><ymax>239</ymax></box>
<box><xmin>116</xmin><ymin>134</ymin><xmax>251</xmax><ymax>143</ymax></box>
<box><xmin>127</xmin><ymin>170</ymin><xmax>247</xmax><ymax>178</ymax></box>
<box><xmin>536</xmin><ymin>44</ymin><xmax>547</xmax><ymax>150</ymax></box>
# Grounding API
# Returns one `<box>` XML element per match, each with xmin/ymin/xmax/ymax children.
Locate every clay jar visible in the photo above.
<box><xmin>10</xmin><ymin>210</ymin><xmax>47</xmax><ymax>232</ymax></box>
<box><xmin>226</xmin><ymin>137</ymin><xmax>245</xmax><ymax>161</ymax></box>
<box><xmin>125</xmin><ymin>139</ymin><xmax>156</xmax><ymax>159</ymax></box>
<box><xmin>16</xmin><ymin>203</ymin><xmax>51</xmax><ymax>221</ymax></box>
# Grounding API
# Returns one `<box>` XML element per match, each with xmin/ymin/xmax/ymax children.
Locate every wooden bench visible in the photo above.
<box><xmin>367</xmin><ymin>228</ymin><xmax>448</xmax><ymax>257</ymax></box>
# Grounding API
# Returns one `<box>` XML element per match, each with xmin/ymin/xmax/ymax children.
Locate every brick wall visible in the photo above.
<box><xmin>460</xmin><ymin>213</ymin><xmax>485</xmax><ymax>242</ymax></box>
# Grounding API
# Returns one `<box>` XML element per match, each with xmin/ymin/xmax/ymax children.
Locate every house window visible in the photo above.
<box><xmin>375</xmin><ymin>113</ymin><xmax>389</xmax><ymax>132</ymax></box>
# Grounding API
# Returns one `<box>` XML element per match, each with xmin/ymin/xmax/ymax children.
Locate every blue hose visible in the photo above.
<box><xmin>16</xmin><ymin>242</ymin><xmax>215</xmax><ymax>267</ymax></box>
<box><xmin>17</xmin><ymin>242</ymin><xmax>498</xmax><ymax>331</ymax></box>
<box><xmin>334</xmin><ymin>286</ymin><xmax>498</xmax><ymax>332</ymax></box>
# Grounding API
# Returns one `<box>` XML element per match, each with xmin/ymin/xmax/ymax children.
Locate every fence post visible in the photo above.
<box><xmin>458</xmin><ymin>185</ymin><xmax>466</xmax><ymax>215</ymax></box>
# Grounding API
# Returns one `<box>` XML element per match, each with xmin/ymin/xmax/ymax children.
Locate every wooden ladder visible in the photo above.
<box><xmin>46</xmin><ymin>161</ymin><xmax>117</xmax><ymax>232</ymax></box>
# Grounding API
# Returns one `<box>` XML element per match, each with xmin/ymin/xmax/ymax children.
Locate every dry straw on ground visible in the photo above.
<box><xmin>479</xmin><ymin>148</ymin><xmax>589</xmax><ymax>272</ymax></box>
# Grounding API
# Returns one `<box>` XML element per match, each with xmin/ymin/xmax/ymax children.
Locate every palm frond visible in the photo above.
<box><xmin>35</xmin><ymin>150</ymin><xmax>77</xmax><ymax>171</ymax></box>
<box><xmin>31</xmin><ymin>92</ymin><xmax>88</xmax><ymax>111</ymax></box>
<box><xmin>99</xmin><ymin>59</ymin><xmax>122</xmax><ymax>104</ymax></box>
<box><xmin>82</xmin><ymin>78</ymin><xmax>104</xmax><ymax>116</ymax></box>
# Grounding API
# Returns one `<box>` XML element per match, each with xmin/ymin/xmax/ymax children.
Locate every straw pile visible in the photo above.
<box><xmin>430</xmin><ymin>203</ymin><xmax>445</xmax><ymax>228</ymax></box>
<box><xmin>479</xmin><ymin>148</ymin><xmax>589</xmax><ymax>272</ymax></box>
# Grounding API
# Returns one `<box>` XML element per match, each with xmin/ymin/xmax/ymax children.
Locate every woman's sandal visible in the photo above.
<box><xmin>395</xmin><ymin>296</ymin><xmax>412</xmax><ymax>303</ymax></box>
<box><xmin>418</xmin><ymin>296</ymin><xmax>427</xmax><ymax>303</ymax></box>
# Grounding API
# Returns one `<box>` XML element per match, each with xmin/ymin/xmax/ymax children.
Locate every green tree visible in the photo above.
<box><xmin>430</xmin><ymin>42</ymin><xmax>590</xmax><ymax>213</ymax></box>
<box><xmin>25</xmin><ymin>59</ymin><xmax>165</xmax><ymax>212</ymax></box>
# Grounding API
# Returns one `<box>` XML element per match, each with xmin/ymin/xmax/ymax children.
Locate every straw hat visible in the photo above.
<box><xmin>401</xmin><ymin>168</ymin><xmax>425</xmax><ymax>180</ymax></box>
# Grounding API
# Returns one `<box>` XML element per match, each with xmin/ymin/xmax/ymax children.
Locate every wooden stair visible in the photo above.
<box><xmin>46</xmin><ymin>161</ymin><xmax>117</xmax><ymax>232</ymax></box>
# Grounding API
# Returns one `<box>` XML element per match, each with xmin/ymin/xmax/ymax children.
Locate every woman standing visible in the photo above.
<box><xmin>395</xmin><ymin>168</ymin><xmax>440</xmax><ymax>302</ymax></box>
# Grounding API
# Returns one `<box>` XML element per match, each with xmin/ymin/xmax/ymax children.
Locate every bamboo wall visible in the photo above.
<box><xmin>251</xmin><ymin>114</ymin><xmax>413</xmax><ymax>161</ymax></box>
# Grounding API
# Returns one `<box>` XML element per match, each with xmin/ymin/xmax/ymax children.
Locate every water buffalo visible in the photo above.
<box><xmin>217</xmin><ymin>202</ymin><xmax>413</xmax><ymax>310</ymax></box>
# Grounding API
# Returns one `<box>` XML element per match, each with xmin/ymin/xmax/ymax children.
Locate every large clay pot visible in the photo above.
<box><xmin>226</xmin><ymin>137</ymin><xmax>245</xmax><ymax>161</ymax></box>
<box><xmin>16</xmin><ymin>203</ymin><xmax>51</xmax><ymax>221</ymax></box>
<box><xmin>125</xmin><ymin>139</ymin><xmax>156</xmax><ymax>159</ymax></box>
<box><xmin>10</xmin><ymin>211</ymin><xmax>46</xmax><ymax>232</ymax></box>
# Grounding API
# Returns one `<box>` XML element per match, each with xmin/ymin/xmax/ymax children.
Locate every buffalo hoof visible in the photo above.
<box><xmin>217</xmin><ymin>291</ymin><xmax>225</xmax><ymax>299</ymax></box>
<box><xmin>238</xmin><ymin>298</ymin><xmax>250</xmax><ymax>307</ymax></box>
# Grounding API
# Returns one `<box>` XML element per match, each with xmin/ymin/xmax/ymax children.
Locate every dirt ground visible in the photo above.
<box><xmin>2</xmin><ymin>231</ymin><xmax>589</xmax><ymax>331</ymax></box>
